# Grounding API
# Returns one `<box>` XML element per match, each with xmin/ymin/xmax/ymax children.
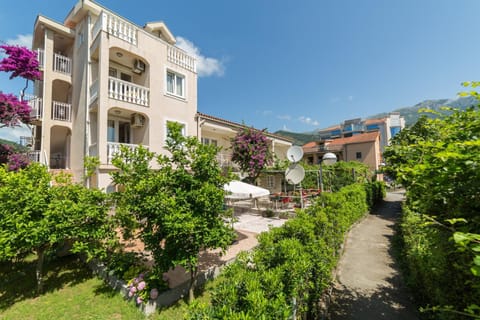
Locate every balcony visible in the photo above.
<box><xmin>92</xmin><ymin>12</ymin><xmax>137</xmax><ymax>46</ymax></box>
<box><xmin>27</xmin><ymin>150</ymin><xmax>41</xmax><ymax>163</ymax></box>
<box><xmin>167</xmin><ymin>45</ymin><xmax>196</xmax><ymax>73</ymax></box>
<box><xmin>52</xmin><ymin>101</ymin><xmax>71</xmax><ymax>122</ymax></box>
<box><xmin>89</xmin><ymin>79</ymin><xmax>98</xmax><ymax>104</ymax></box>
<box><xmin>107</xmin><ymin>142</ymin><xmax>143</xmax><ymax>164</ymax></box>
<box><xmin>25</xmin><ymin>96</ymin><xmax>43</xmax><ymax>121</ymax></box>
<box><xmin>53</xmin><ymin>53</ymin><xmax>72</xmax><ymax>75</ymax></box>
<box><xmin>216</xmin><ymin>152</ymin><xmax>235</xmax><ymax>168</ymax></box>
<box><xmin>36</xmin><ymin>49</ymin><xmax>45</xmax><ymax>69</ymax></box>
<box><xmin>108</xmin><ymin>77</ymin><xmax>149</xmax><ymax>107</ymax></box>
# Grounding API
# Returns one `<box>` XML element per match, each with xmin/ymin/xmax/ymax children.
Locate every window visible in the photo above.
<box><xmin>166</xmin><ymin>120</ymin><xmax>186</xmax><ymax>142</ymax></box>
<box><xmin>356</xmin><ymin>152</ymin><xmax>362</xmax><ymax>159</ymax></box>
<box><xmin>107</xmin><ymin>119</ymin><xmax>131</xmax><ymax>143</ymax></box>
<box><xmin>109</xmin><ymin>67</ymin><xmax>117</xmax><ymax>78</ymax></box>
<box><xmin>166</xmin><ymin>71</ymin><xmax>185</xmax><ymax>97</ymax></box>
<box><xmin>267</xmin><ymin>175</ymin><xmax>275</xmax><ymax>189</ymax></box>
<box><xmin>77</xmin><ymin>30</ymin><xmax>84</xmax><ymax>48</ymax></box>
<box><xmin>201</xmin><ymin>138</ymin><xmax>218</xmax><ymax>146</ymax></box>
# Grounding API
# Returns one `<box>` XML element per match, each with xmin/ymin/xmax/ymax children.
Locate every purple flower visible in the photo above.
<box><xmin>150</xmin><ymin>288</ymin><xmax>159</xmax><ymax>300</ymax></box>
<box><xmin>129</xmin><ymin>286</ymin><xmax>137</xmax><ymax>293</ymax></box>
<box><xmin>0</xmin><ymin>92</ymin><xmax>32</xmax><ymax>126</ymax></box>
<box><xmin>136</xmin><ymin>296</ymin><xmax>143</xmax><ymax>304</ymax></box>
<box><xmin>137</xmin><ymin>281</ymin><xmax>146</xmax><ymax>291</ymax></box>
<box><xmin>0</xmin><ymin>45</ymin><xmax>42</xmax><ymax>81</ymax></box>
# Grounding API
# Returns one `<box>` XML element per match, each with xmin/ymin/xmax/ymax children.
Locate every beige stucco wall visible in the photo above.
<box><xmin>344</xmin><ymin>140</ymin><xmax>380</xmax><ymax>172</ymax></box>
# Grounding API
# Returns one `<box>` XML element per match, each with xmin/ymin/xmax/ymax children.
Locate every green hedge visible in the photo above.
<box><xmin>398</xmin><ymin>208</ymin><xmax>480</xmax><ymax>319</ymax></box>
<box><xmin>187</xmin><ymin>182</ymin><xmax>384</xmax><ymax>319</ymax></box>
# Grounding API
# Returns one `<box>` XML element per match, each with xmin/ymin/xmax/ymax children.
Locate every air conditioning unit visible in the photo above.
<box><xmin>132</xmin><ymin>59</ymin><xmax>146</xmax><ymax>74</ymax></box>
<box><xmin>131</xmin><ymin>113</ymin><xmax>145</xmax><ymax>127</ymax></box>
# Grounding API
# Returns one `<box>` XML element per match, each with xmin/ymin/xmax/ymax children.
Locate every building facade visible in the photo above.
<box><xmin>196</xmin><ymin>112</ymin><xmax>293</xmax><ymax>171</ymax></box>
<box><xmin>28</xmin><ymin>0</ymin><xmax>198</xmax><ymax>189</ymax></box>
<box><xmin>303</xmin><ymin>131</ymin><xmax>382</xmax><ymax>172</ymax></box>
<box><xmin>317</xmin><ymin>113</ymin><xmax>404</xmax><ymax>153</ymax></box>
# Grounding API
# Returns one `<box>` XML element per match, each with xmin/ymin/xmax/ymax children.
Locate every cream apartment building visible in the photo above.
<box><xmin>25</xmin><ymin>0</ymin><xmax>292</xmax><ymax>190</ymax></box>
<box><xmin>28</xmin><ymin>0</ymin><xmax>198</xmax><ymax>189</ymax></box>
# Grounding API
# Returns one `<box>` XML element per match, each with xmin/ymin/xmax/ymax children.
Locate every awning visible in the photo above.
<box><xmin>224</xmin><ymin>180</ymin><xmax>270</xmax><ymax>200</ymax></box>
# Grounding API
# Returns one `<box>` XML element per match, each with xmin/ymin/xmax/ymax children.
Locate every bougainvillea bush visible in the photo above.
<box><xmin>231</xmin><ymin>126</ymin><xmax>272</xmax><ymax>183</ymax></box>
<box><xmin>0</xmin><ymin>44</ymin><xmax>42</xmax><ymax>81</ymax></box>
<box><xmin>0</xmin><ymin>44</ymin><xmax>41</xmax><ymax>168</ymax></box>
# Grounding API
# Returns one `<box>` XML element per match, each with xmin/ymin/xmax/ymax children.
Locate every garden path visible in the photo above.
<box><xmin>328</xmin><ymin>190</ymin><xmax>419</xmax><ymax>320</ymax></box>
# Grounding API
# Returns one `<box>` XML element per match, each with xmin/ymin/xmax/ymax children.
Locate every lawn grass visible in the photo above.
<box><xmin>0</xmin><ymin>254</ymin><xmax>212</xmax><ymax>320</ymax></box>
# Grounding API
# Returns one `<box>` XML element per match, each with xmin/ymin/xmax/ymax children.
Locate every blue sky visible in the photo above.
<box><xmin>1</xmin><ymin>0</ymin><xmax>479</xmax><ymax>142</ymax></box>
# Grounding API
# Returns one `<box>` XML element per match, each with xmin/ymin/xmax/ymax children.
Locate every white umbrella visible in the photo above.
<box><xmin>224</xmin><ymin>180</ymin><xmax>270</xmax><ymax>200</ymax></box>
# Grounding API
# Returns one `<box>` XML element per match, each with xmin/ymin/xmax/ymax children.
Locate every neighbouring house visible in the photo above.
<box><xmin>196</xmin><ymin>112</ymin><xmax>293</xmax><ymax>172</ymax></box>
<box><xmin>303</xmin><ymin>131</ymin><xmax>382</xmax><ymax>173</ymax></box>
<box><xmin>317</xmin><ymin>113</ymin><xmax>404</xmax><ymax>153</ymax></box>
<box><xmin>24</xmin><ymin>0</ymin><xmax>198</xmax><ymax>190</ymax></box>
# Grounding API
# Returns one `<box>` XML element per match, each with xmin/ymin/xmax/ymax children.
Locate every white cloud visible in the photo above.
<box><xmin>176</xmin><ymin>36</ymin><xmax>225</xmax><ymax>77</ymax></box>
<box><xmin>6</xmin><ymin>34</ymin><xmax>32</xmax><ymax>47</ymax></box>
<box><xmin>348</xmin><ymin>95</ymin><xmax>354</xmax><ymax>101</ymax></box>
<box><xmin>282</xmin><ymin>124</ymin><xmax>291</xmax><ymax>131</ymax></box>
<box><xmin>298</xmin><ymin>116</ymin><xmax>319</xmax><ymax>126</ymax></box>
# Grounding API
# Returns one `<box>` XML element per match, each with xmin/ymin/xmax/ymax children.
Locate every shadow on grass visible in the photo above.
<box><xmin>0</xmin><ymin>254</ymin><xmax>92</xmax><ymax>311</ymax></box>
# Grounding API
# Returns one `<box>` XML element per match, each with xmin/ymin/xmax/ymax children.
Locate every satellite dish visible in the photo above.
<box><xmin>286</xmin><ymin>146</ymin><xmax>304</xmax><ymax>163</ymax></box>
<box><xmin>285</xmin><ymin>164</ymin><xmax>305</xmax><ymax>185</ymax></box>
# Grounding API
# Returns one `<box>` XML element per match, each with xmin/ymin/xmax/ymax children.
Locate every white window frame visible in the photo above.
<box><xmin>165</xmin><ymin>119</ymin><xmax>187</xmax><ymax>143</ymax></box>
<box><xmin>201</xmin><ymin>137</ymin><xmax>218</xmax><ymax>146</ymax></box>
<box><xmin>165</xmin><ymin>69</ymin><xmax>186</xmax><ymax>99</ymax></box>
<box><xmin>267</xmin><ymin>175</ymin><xmax>275</xmax><ymax>189</ymax></box>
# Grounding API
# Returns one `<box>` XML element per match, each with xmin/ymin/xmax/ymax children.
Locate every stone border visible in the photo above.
<box><xmin>87</xmin><ymin>254</ymin><xmax>238</xmax><ymax>315</ymax></box>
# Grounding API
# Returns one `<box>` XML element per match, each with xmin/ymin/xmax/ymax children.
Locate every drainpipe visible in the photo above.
<box><xmin>84</xmin><ymin>13</ymin><xmax>91</xmax><ymax>187</ymax></box>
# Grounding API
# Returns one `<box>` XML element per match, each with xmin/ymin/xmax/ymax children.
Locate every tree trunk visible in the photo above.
<box><xmin>36</xmin><ymin>246</ymin><xmax>46</xmax><ymax>294</ymax></box>
<box><xmin>188</xmin><ymin>265</ymin><xmax>198</xmax><ymax>303</ymax></box>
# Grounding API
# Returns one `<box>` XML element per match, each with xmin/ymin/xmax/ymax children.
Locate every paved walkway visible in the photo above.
<box><xmin>329</xmin><ymin>190</ymin><xmax>419</xmax><ymax>320</ymax></box>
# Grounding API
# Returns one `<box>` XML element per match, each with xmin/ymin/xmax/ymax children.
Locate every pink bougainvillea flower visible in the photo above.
<box><xmin>0</xmin><ymin>45</ymin><xmax>41</xmax><ymax>81</ymax></box>
<box><xmin>137</xmin><ymin>281</ymin><xmax>146</xmax><ymax>291</ymax></box>
<box><xmin>0</xmin><ymin>92</ymin><xmax>31</xmax><ymax>126</ymax></box>
<box><xmin>136</xmin><ymin>296</ymin><xmax>143</xmax><ymax>304</ymax></box>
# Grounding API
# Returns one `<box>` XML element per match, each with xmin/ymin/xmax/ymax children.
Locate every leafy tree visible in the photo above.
<box><xmin>0</xmin><ymin>163</ymin><xmax>117</xmax><ymax>293</ymax></box>
<box><xmin>111</xmin><ymin>122</ymin><xmax>235</xmax><ymax>301</ymax></box>
<box><xmin>384</xmin><ymin>87</ymin><xmax>480</xmax><ymax>318</ymax></box>
<box><xmin>231</xmin><ymin>126</ymin><xmax>272</xmax><ymax>183</ymax></box>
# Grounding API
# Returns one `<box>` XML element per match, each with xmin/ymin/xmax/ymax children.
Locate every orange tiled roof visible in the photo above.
<box><xmin>303</xmin><ymin>141</ymin><xmax>317</xmax><ymax>148</ymax></box>
<box><xmin>328</xmin><ymin>131</ymin><xmax>380</xmax><ymax>146</ymax></box>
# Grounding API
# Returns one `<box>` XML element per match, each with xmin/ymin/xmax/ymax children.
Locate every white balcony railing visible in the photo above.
<box><xmin>20</xmin><ymin>136</ymin><xmax>33</xmax><ymax>147</ymax></box>
<box><xmin>25</xmin><ymin>96</ymin><xmax>43</xmax><ymax>120</ymax></box>
<box><xmin>54</xmin><ymin>53</ymin><xmax>72</xmax><ymax>75</ymax></box>
<box><xmin>28</xmin><ymin>150</ymin><xmax>41</xmax><ymax>163</ymax></box>
<box><xmin>107</xmin><ymin>142</ymin><xmax>142</xmax><ymax>164</ymax></box>
<box><xmin>52</xmin><ymin>101</ymin><xmax>71</xmax><ymax>122</ymax></box>
<box><xmin>89</xmin><ymin>79</ymin><xmax>98</xmax><ymax>104</ymax></box>
<box><xmin>216</xmin><ymin>152</ymin><xmax>234</xmax><ymax>167</ymax></box>
<box><xmin>167</xmin><ymin>45</ymin><xmax>196</xmax><ymax>73</ymax></box>
<box><xmin>108</xmin><ymin>77</ymin><xmax>149</xmax><ymax>107</ymax></box>
<box><xmin>36</xmin><ymin>49</ymin><xmax>45</xmax><ymax>69</ymax></box>
<box><xmin>92</xmin><ymin>12</ymin><xmax>137</xmax><ymax>46</ymax></box>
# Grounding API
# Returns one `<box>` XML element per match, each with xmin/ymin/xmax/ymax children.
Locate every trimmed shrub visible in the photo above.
<box><xmin>187</xmin><ymin>182</ymin><xmax>383</xmax><ymax>319</ymax></box>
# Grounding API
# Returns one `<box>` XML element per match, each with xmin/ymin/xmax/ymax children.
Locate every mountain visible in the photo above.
<box><xmin>274</xmin><ymin>96</ymin><xmax>479</xmax><ymax>145</ymax></box>
<box><xmin>368</xmin><ymin>96</ymin><xmax>478</xmax><ymax>126</ymax></box>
